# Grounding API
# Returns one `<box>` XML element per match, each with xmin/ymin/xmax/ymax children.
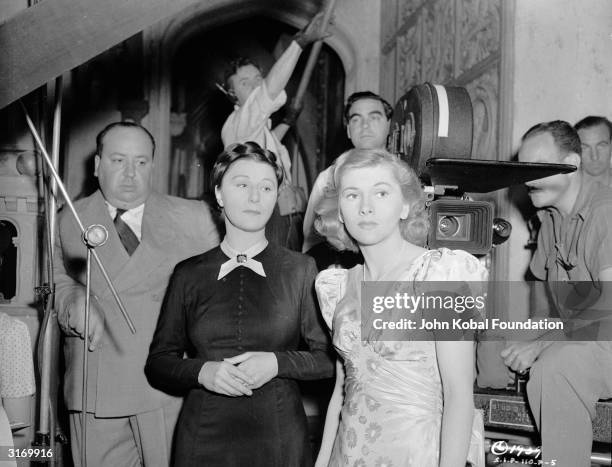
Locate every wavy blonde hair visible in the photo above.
<box><xmin>314</xmin><ymin>148</ymin><xmax>429</xmax><ymax>252</ymax></box>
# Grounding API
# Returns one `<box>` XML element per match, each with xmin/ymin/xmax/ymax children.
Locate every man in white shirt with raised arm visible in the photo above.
<box><xmin>221</xmin><ymin>11</ymin><xmax>329</xmax><ymax>250</ymax></box>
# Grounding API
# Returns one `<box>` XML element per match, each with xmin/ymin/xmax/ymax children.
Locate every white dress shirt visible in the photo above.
<box><xmin>105</xmin><ymin>202</ymin><xmax>145</xmax><ymax>241</ymax></box>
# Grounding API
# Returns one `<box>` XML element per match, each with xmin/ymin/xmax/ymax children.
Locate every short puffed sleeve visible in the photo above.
<box><xmin>417</xmin><ymin>248</ymin><xmax>488</xmax><ymax>283</ymax></box>
<box><xmin>411</xmin><ymin>248</ymin><xmax>489</xmax><ymax>328</ymax></box>
<box><xmin>314</xmin><ymin>268</ymin><xmax>348</xmax><ymax>331</ymax></box>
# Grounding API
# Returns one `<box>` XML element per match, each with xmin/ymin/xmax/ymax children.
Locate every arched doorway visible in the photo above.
<box><xmin>166</xmin><ymin>15</ymin><xmax>347</xmax><ymax>202</ymax></box>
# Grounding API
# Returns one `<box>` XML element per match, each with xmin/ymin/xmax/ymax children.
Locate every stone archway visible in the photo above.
<box><xmin>141</xmin><ymin>0</ymin><xmax>360</xmax><ymax>194</ymax></box>
<box><xmin>166</xmin><ymin>16</ymin><xmax>346</xmax><ymax>201</ymax></box>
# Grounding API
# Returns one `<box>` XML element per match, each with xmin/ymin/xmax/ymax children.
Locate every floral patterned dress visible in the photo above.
<box><xmin>315</xmin><ymin>248</ymin><xmax>486</xmax><ymax>467</ymax></box>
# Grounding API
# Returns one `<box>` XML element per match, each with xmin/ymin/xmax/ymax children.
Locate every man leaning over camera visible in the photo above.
<box><xmin>501</xmin><ymin>120</ymin><xmax>612</xmax><ymax>467</ymax></box>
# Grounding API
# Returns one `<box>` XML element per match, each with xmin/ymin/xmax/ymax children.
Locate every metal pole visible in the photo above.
<box><xmin>77</xmin><ymin>225</ymin><xmax>107</xmax><ymax>467</ymax></box>
<box><xmin>20</xmin><ymin>101</ymin><xmax>136</xmax><ymax>334</ymax></box>
<box><xmin>38</xmin><ymin>75</ymin><xmax>62</xmax><ymax>448</ymax></box>
<box><xmin>293</xmin><ymin>0</ymin><xmax>337</xmax><ymax>106</ymax></box>
<box><xmin>49</xmin><ymin>76</ymin><xmax>61</xmax><ymax>281</ymax></box>
<box><xmin>81</xmin><ymin>248</ymin><xmax>92</xmax><ymax>467</ymax></box>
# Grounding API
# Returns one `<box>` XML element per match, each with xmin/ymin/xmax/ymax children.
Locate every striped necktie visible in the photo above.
<box><xmin>114</xmin><ymin>208</ymin><xmax>139</xmax><ymax>256</ymax></box>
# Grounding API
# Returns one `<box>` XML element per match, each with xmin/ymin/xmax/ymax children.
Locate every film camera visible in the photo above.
<box><xmin>388</xmin><ymin>83</ymin><xmax>576</xmax><ymax>255</ymax></box>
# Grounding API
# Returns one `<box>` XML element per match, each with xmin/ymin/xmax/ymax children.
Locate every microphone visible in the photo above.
<box><xmin>83</xmin><ymin>224</ymin><xmax>108</xmax><ymax>248</ymax></box>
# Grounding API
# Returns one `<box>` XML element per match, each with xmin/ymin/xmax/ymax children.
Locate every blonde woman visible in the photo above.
<box><xmin>314</xmin><ymin>148</ymin><xmax>486</xmax><ymax>467</ymax></box>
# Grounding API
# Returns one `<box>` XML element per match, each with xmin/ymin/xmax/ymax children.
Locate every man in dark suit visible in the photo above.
<box><xmin>54</xmin><ymin>121</ymin><xmax>219</xmax><ymax>467</ymax></box>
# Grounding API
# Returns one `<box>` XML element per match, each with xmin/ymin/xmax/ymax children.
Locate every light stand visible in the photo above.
<box><xmin>81</xmin><ymin>225</ymin><xmax>108</xmax><ymax>467</ymax></box>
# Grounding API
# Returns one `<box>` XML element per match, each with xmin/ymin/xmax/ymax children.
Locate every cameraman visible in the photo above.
<box><xmin>501</xmin><ymin>120</ymin><xmax>612</xmax><ymax>467</ymax></box>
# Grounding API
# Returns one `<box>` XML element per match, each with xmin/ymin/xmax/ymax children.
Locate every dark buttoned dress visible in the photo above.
<box><xmin>145</xmin><ymin>243</ymin><xmax>334</xmax><ymax>467</ymax></box>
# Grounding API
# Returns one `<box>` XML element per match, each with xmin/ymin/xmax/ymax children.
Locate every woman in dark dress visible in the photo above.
<box><xmin>145</xmin><ymin>142</ymin><xmax>334</xmax><ymax>467</ymax></box>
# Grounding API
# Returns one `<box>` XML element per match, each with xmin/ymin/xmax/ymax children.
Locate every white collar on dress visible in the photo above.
<box><xmin>217</xmin><ymin>238</ymin><xmax>268</xmax><ymax>280</ymax></box>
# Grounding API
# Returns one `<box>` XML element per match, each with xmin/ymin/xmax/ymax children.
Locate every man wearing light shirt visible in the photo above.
<box><xmin>575</xmin><ymin>115</ymin><xmax>612</xmax><ymax>187</ymax></box>
<box><xmin>501</xmin><ymin>121</ymin><xmax>612</xmax><ymax>467</ymax></box>
<box><xmin>54</xmin><ymin>121</ymin><xmax>219</xmax><ymax>467</ymax></box>
<box><xmin>104</xmin><ymin>203</ymin><xmax>144</xmax><ymax>239</ymax></box>
<box><xmin>302</xmin><ymin>91</ymin><xmax>393</xmax><ymax>255</ymax></box>
<box><xmin>221</xmin><ymin>11</ymin><xmax>328</xmax><ymax>250</ymax></box>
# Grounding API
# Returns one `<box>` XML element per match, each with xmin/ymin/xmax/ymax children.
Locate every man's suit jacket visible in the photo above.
<box><xmin>54</xmin><ymin>190</ymin><xmax>219</xmax><ymax>417</ymax></box>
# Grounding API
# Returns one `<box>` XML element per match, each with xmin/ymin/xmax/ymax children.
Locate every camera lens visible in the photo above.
<box><xmin>438</xmin><ymin>216</ymin><xmax>460</xmax><ymax>237</ymax></box>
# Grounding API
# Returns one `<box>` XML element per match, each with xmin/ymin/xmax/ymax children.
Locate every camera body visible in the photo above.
<box><xmin>389</xmin><ymin>82</ymin><xmax>494</xmax><ymax>255</ymax></box>
<box><xmin>389</xmin><ymin>83</ymin><xmax>574</xmax><ymax>255</ymax></box>
<box><xmin>427</xmin><ymin>197</ymin><xmax>493</xmax><ymax>255</ymax></box>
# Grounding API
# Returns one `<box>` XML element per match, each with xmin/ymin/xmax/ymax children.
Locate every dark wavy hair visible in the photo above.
<box><xmin>575</xmin><ymin>115</ymin><xmax>612</xmax><ymax>139</ymax></box>
<box><xmin>522</xmin><ymin>120</ymin><xmax>582</xmax><ymax>157</ymax></box>
<box><xmin>223</xmin><ymin>57</ymin><xmax>262</xmax><ymax>100</ymax></box>
<box><xmin>211</xmin><ymin>142</ymin><xmax>283</xmax><ymax>202</ymax></box>
<box><xmin>343</xmin><ymin>91</ymin><xmax>393</xmax><ymax>125</ymax></box>
<box><xmin>314</xmin><ymin>148</ymin><xmax>428</xmax><ymax>252</ymax></box>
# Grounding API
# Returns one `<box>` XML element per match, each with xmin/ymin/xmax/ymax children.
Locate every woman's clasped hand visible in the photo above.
<box><xmin>198</xmin><ymin>360</ymin><xmax>254</xmax><ymax>396</ymax></box>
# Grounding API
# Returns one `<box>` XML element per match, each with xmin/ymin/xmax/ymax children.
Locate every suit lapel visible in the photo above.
<box><xmin>80</xmin><ymin>190</ymin><xmax>130</xmax><ymax>283</ymax></box>
<box><xmin>112</xmin><ymin>192</ymin><xmax>176</xmax><ymax>292</ymax></box>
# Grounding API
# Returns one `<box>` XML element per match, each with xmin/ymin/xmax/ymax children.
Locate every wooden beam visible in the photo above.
<box><xmin>0</xmin><ymin>0</ymin><xmax>207</xmax><ymax>109</ymax></box>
